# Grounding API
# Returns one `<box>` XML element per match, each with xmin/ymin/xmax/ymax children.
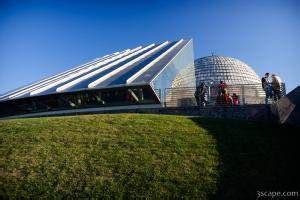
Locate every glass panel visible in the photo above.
<box><xmin>150</xmin><ymin>40</ymin><xmax>196</xmax><ymax>102</ymax></box>
<box><xmin>132</xmin><ymin>40</ymin><xmax>190</xmax><ymax>84</ymax></box>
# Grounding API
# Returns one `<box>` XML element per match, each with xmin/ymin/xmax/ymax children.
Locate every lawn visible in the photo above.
<box><xmin>0</xmin><ymin>114</ymin><xmax>299</xmax><ymax>199</ymax></box>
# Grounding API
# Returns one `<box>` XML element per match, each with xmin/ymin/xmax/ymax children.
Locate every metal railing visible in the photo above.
<box><xmin>162</xmin><ymin>83</ymin><xmax>286</xmax><ymax>107</ymax></box>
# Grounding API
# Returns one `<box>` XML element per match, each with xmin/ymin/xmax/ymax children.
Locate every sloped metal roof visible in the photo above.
<box><xmin>0</xmin><ymin>39</ymin><xmax>190</xmax><ymax>102</ymax></box>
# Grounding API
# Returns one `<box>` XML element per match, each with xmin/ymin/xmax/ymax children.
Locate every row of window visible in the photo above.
<box><xmin>0</xmin><ymin>86</ymin><xmax>159</xmax><ymax>117</ymax></box>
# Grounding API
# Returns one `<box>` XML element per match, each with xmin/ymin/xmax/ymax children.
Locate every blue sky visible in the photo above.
<box><xmin>0</xmin><ymin>0</ymin><xmax>299</xmax><ymax>93</ymax></box>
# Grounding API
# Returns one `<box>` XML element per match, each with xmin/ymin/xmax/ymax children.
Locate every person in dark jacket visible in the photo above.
<box><xmin>195</xmin><ymin>82</ymin><xmax>208</xmax><ymax>107</ymax></box>
<box><xmin>195</xmin><ymin>84</ymin><xmax>201</xmax><ymax>106</ymax></box>
<box><xmin>199</xmin><ymin>82</ymin><xmax>208</xmax><ymax>107</ymax></box>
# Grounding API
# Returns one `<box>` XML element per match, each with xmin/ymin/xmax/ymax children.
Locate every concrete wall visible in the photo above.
<box><xmin>3</xmin><ymin>104</ymin><xmax>275</xmax><ymax>124</ymax></box>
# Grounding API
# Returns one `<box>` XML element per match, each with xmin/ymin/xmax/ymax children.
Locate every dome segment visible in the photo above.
<box><xmin>195</xmin><ymin>55</ymin><xmax>261</xmax><ymax>85</ymax></box>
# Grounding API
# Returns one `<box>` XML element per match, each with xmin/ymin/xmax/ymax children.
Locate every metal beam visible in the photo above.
<box><xmin>56</xmin><ymin>45</ymin><xmax>155</xmax><ymax>92</ymax></box>
<box><xmin>88</xmin><ymin>41</ymin><xmax>169</xmax><ymax>88</ymax></box>
<box><xmin>28</xmin><ymin>48</ymin><xmax>140</xmax><ymax>96</ymax></box>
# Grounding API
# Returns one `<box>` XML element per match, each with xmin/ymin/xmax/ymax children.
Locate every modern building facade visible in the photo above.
<box><xmin>0</xmin><ymin>39</ymin><xmax>195</xmax><ymax>117</ymax></box>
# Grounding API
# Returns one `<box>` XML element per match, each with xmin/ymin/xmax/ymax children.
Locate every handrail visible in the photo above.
<box><xmin>161</xmin><ymin>83</ymin><xmax>286</xmax><ymax>107</ymax></box>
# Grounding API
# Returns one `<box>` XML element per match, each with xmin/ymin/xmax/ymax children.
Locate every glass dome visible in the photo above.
<box><xmin>194</xmin><ymin>55</ymin><xmax>261</xmax><ymax>85</ymax></box>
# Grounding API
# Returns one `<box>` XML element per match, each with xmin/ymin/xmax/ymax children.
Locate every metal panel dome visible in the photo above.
<box><xmin>194</xmin><ymin>55</ymin><xmax>261</xmax><ymax>85</ymax></box>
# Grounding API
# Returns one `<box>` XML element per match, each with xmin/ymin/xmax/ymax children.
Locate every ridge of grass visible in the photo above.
<box><xmin>0</xmin><ymin>114</ymin><xmax>299</xmax><ymax>199</ymax></box>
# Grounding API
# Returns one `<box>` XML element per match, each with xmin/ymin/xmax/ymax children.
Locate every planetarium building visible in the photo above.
<box><xmin>194</xmin><ymin>55</ymin><xmax>265</xmax><ymax>104</ymax></box>
<box><xmin>0</xmin><ymin>39</ymin><xmax>195</xmax><ymax>117</ymax></box>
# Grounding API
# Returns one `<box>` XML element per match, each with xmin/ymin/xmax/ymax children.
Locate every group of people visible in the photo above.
<box><xmin>261</xmin><ymin>73</ymin><xmax>282</xmax><ymax>104</ymax></box>
<box><xmin>194</xmin><ymin>80</ymin><xmax>240</xmax><ymax>107</ymax></box>
<box><xmin>194</xmin><ymin>72</ymin><xmax>283</xmax><ymax>107</ymax></box>
<box><xmin>216</xmin><ymin>81</ymin><xmax>239</xmax><ymax>106</ymax></box>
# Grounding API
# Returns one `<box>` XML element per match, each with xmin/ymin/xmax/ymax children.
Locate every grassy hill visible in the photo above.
<box><xmin>0</xmin><ymin>114</ymin><xmax>299</xmax><ymax>199</ymax></box>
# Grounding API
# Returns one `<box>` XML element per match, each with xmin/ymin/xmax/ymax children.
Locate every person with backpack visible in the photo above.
<box><xmin>271</xmin><ymin>74</ymin><xmax>282</xmax><ymax>101</ymax></box>
<box><xmin>261</xmin><ymin>73</ymin><xmax>272</xmax><ymax>104</ymax></box>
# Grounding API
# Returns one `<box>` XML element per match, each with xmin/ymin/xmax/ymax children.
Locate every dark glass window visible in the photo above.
<box><xmin>0</xmin><ymin>85</ymin><xmax>160</xmax><ymax>117</ymax></box>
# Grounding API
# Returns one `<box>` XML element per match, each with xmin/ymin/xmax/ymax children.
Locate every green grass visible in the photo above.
<box><xmin>0</xmin><ymin>114</ymin><xmax>299</xmax><ymax>199</ymax></box>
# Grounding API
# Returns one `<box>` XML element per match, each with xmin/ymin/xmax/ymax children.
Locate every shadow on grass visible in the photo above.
<box><xmin>191</xmin><ymin>117</ymin><xmax>300</xmax><ymax>199</ymax></box>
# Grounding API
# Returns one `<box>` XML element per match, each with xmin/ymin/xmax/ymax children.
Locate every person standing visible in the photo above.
<box><xmin>218</xmin><ymin>80</ymin><xmax>227</xmax><ymax>95</ymax></box>
<box><xmin>261</xmin><ymin>73</ymin><xmax>272</xmax><ymax>104</ymax></box>
<box><xmin>199</xmin><ymin>82</ymin><xmax>208</xmax><ymax>107</ymax></box>
<box><xmin>195</xmin><ymin>83</ymin><xmax>201</xmax><ymax>106</ymax></box>
<box><xmin>195</xmin><ymin>82</ymin><xmax>208</xmax><ymax>107</ymax></box>
<box><xmin>271</xmin><ymin>74</ymin><xmax>282</xmax><ymax>101</ymax></box>
<box><xmin>232</xmin><ymin>93</ymin><xmax>239</xmax><ymax>105</ymax></box>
